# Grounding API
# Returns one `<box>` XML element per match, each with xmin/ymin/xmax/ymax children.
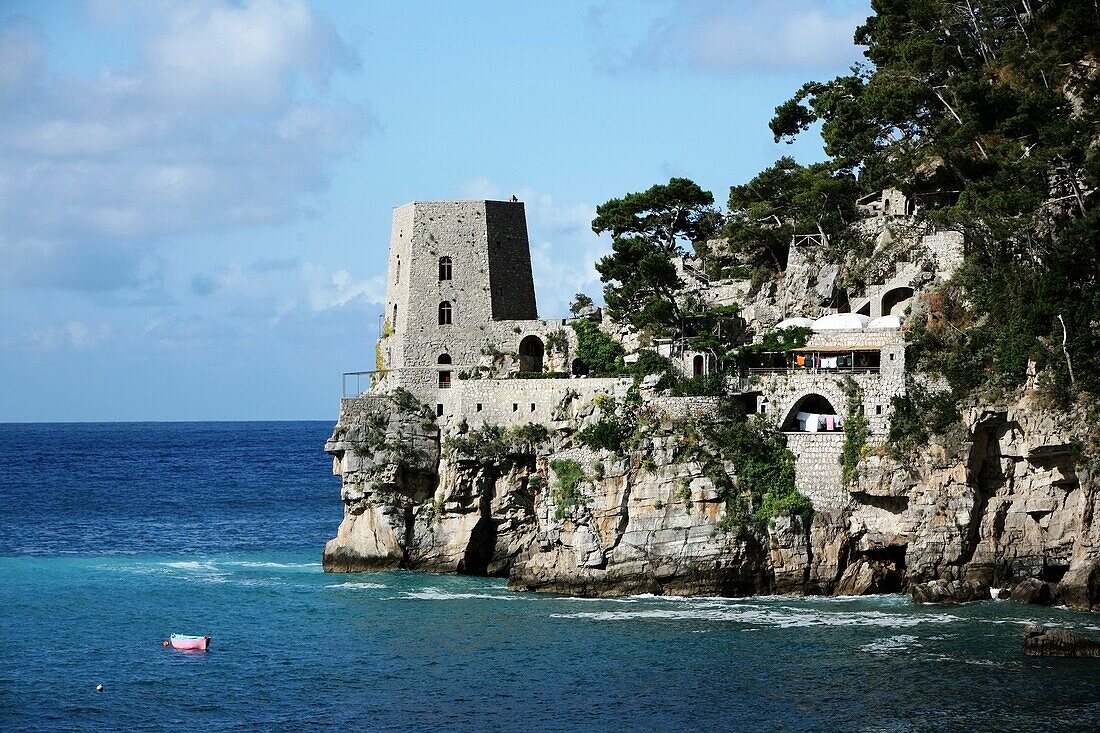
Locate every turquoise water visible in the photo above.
<box><xmin>2</xmin><ymin>423</ymin><xmax>1099</xmax><ymax>732</ymax></box>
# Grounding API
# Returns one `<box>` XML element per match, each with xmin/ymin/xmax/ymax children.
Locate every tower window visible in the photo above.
<box><xmin>439</xmin><ymin>371</ymin><xmax>451</xmax><ymax>389</ymax></box>
<box><xmin>437</xmin><ymin>354</ymin><xmax>451</xmax><ymax>364</ymax></box>
<box><xmin>392</xmin><ymin>303</ymin><xmax>397</xmax><ymax>329</ymax></box>
<box><xmin>438</xmin><ymin>301</ymin><xmax>452</xmax><ymax>325</ymax></box>
<box><xmin>396</xmin><ymin>256</ymin><xmax>400</xmax><ymax>284</ymax></box>
<box><xmin>439</xmin><ymin>256</ymin><xmax>452</xmax><ymax>281</ymax></box>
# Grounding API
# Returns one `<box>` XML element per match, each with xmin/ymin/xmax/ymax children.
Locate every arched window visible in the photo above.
<box><xmin>437</xmin><ymin>354</ymin><xmax>451</xmax><ymax>364</ymax></box>
<box><xmin>395</xmin><ymin>256</ymin><xmax>400</xmax><ymax>284</ymax></box>
<box><xmin>392</xmin><ymin>303</ymin><xmax>398</xmax><ymax>329</ymax></box>
<box><xmin>438</xmin><ymin>256</ymin><xmax>452</xmax><ymax>281</ymax></box>
<box><xmin>438</xmin><ymin>301</ymin><xmax>452</xmax><ymax>325</ymax></box>
<box><xmin>693</xmin><ymin>354</ymin><xmax>705</xmax><ymax>376</ymax></box>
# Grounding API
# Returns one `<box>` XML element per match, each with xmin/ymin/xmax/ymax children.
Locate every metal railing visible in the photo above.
<box><xmin>745</xmin><ymin>366</ymin><xmax>881</xmax><ymax>375</ymax></box>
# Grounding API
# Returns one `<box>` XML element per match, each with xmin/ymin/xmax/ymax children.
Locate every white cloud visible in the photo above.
<box><xmin>19</xmin><ymin>320</ymin><xmax>113</xmax><ymax>351</ymax></box>
<box><xmin>0</xmin><ymin>1</ymin><xmax>369</xmax><ymax>291</ymax></box>
<box><xmin>453</xmin><ymin>178</ymin><xmax>608</xmax><ymax>317</ymax></box>
<box><xmin>301</xmin><ymin>263</ymin><xmax>386</xmax><ymax>313</ymax></box>
<box><xmin>592</xmin><ymin>0</ymin><xmax>869</xmax><ymax>75</ymax></box>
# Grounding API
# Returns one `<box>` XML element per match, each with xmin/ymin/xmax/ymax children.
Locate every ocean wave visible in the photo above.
<box><xmin>550</xmin><ymin>605</ymin><xmax>961</xmax><ymax>628</ymax></box>
<box><xmin>399</xmin><ymin>587</ymin><xmax>516</xmax><ymax>601</ymax></box>
<box><xmin>859</xmin><ymin>634</ymin><xmax>920</xmax><ymax>654</ymax></box>
<box><xmin>325</xmin><ymin>581</ymin><xmax>387</xmax><ymax>590</ymax></box>
<box><xmin>223</xmin><ymin>561</ymin><xmax>321</xmax><ymax>569</ymax></box>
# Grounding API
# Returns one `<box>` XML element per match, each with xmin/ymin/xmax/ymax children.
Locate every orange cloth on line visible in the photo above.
<box><xmin>796</xmin><ymin>355</ymin><xmax>805</xmax><ymax>367</ymax></box>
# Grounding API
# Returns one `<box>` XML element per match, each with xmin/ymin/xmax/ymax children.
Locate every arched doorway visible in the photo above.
<box><xmin>518</xmin><ymin>335</ymin><xmax>544</xmax><ymax>373</ymax></box>
<box><xmin>880</xmin><ymin>286</ymin><xmax>914</xmax><ymax>317</ymax></box>
<box><xmin>571</xmin><ymin>358</ymin><xmax>589</xmax><ymax>377</ymax></box>
<box><xmin>782</xmin><ymin>393</ymin><xmax>841</xmax><ymax>432</ymax></box>
<box><xmin>437</xmin><ymin>353</ymin><xmax>452</xmax><ymax>389</ymax></box>
<box><xmin>693</xmin><ymin>354</ymin><xmax>705</xmax><ymax>376</ymax></box>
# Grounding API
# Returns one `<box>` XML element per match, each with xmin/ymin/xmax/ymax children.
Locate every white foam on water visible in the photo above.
<box><xmin>989</xmin><ymin>588</ymin><xmax>1002</xmax><ymax>599</ymax></box>
<box><xmin>158</xmin><ymin>560</ymin><xmax>229</xmax><ymax>584</ymax></box>
<box><xmin>224</xmin><ymin>561</ymin><xmax>321</xmax><ymax>569</ymax></box>
<box><xmin>325</xmin><ymin>581</ymin><xmax>387</xmax><ymax>590</ymax></box>
<box><xmin>859</xmin><ymin>634</ymin><xmax>920</xmax><ymax>654</ymax></box>
<box><xmin>163</xmin><ymin>560</ymin><xmax>216</xmax><ymax>571</ymax></box>
<box><xmin>401</xmin><ymin>587</ymin><xmax>515</xmax><ymax>601</ymax></box>
<box><xmin>550</xmin><ymin>605</ymin><xmax>961</xmax><ymax>629</ymax></box>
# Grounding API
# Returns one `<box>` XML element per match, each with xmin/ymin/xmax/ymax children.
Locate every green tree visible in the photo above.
<box><xmin>723</xmin><ymin>157</ymin><xmax>861</xmax><ymax>276</ymax></box>
<box><xmin>771</xmin><ymin>0</ymin><xmax>1100</xmax><ymax>404</ymax></box>
<box><xmin>592</xmin><ymin>178</ymin><xmax>717</xmax><ymax>335</ymax></box>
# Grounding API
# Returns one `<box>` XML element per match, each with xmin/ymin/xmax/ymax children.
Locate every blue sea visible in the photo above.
<box><xmin>2</xmin><ymin>422</ymin><xmax>1099</xmax><ymax>733</ymax></box>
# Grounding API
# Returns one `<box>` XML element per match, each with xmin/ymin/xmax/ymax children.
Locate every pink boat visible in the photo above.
<box><xmin>169</xmin><ymin>634</ymin><xmax>211</xmax><ymax>651</ymax></box>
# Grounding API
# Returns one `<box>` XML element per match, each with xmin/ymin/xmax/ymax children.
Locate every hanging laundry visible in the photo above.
<box><xmin>796</xmin><ymin>355</ymin><xmax>806</xmax><ymax>367</ymax></box>
<box><xmin>806</xmin><ymin>413</ymin><xmax>820</xmax><ymax>432</ymax></box>
<box><xmin>825</xmin><ymin>415</ymin><xmax>836</xmax><ymax>430</ymax></box>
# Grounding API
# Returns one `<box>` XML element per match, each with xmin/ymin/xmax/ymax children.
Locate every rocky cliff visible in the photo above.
<box><xmin>322</xmin><ymin>390</ymin><xmax>1099</xmax><ymax>612</ymax></box>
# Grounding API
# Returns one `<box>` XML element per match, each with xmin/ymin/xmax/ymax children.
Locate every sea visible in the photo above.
<box><xmin>1</xmin><ymin>421</ymin><xmax>1099</xmax><ymax>733</ymax></box>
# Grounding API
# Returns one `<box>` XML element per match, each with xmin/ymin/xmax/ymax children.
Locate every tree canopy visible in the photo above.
<box><xmin>773</xmin><ymin>0</ymin><xmax>1100</xmax><ymax>404</ymax></box>
<box><xmin>592</xmin><ymin>178</ymin><xmax>717</xmax><ymax>335</ymax></box>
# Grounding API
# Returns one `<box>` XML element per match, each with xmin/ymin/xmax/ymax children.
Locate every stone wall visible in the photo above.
<box><xmin>376</xmin><ymin>200</ymin><xmax>558</xmax><ymax>404</ymax></box>
<box><xmin>922</xmin><ymin>230</ymin><xmax>964</xmax><ymax>278</ymax></box>
<box><xmin>438</xmin><ymin>377</ymin><xmax>631</xmax><ymax>428</ymax></box>
<box><xmin>485</xmin><ymin>201</ymin><xmax>538</xmax><ymax>320</ymax></box>
<box><xmin>755</xmin><ymin>367</ymin><xmax>904</xmax><ymax>437</ymax></box>
<box><xmin>786</xmin><ymin>432</ymin><xmax>848</xmax><ymax>509</ymax></box>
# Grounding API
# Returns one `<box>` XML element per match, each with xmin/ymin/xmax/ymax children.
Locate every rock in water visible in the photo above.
<box><xmin>1009</xmin><ymin>577</ymin><xmax>1053</xmax><ymax>605</ymax></box>
<box><xmin>1022</xmin><ymin>626</ymin><xmax>1100</xmax><ymax>657</ymax></box>
<box><xmin>911</xmin><ymin>579</ymin><xmax>991</xmax><ymax>604</ymax></box>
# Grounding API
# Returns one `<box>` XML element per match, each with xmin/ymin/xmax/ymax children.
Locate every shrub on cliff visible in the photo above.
<box><xmin>570</xmin><ymin>319</ymin><xmax>625</xmax><ymax>375</ymax></box>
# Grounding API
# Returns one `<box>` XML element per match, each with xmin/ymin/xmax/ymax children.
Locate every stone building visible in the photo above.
<box><xmin>355</xmin><ymin>192</ymin><xmax>962</xmax><ymax>511</ymax></box>
<box><xmin>372</xmin><ymin>199</ymin><xmax>606</xmax><ymax>421</ymax></box>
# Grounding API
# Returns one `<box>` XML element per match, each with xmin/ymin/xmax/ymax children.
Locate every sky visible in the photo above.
<box><xmin>0</xmin><ymin>0</ymin><xmax>871</xmax><ymax>421</ymax></box>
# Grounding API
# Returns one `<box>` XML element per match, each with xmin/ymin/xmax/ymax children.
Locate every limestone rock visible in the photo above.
<box><xmin>911</xmin><ymin>579</ymin><xmax>991</xmax><ymax>604</ymax></box>
<box><xmin>1009</xmin><ymin>577</ymin><xmax>1053</xmax><ymax>605</ymax></box>
<box><xmin>1022</xmin><ymin>626</ymin><xmax>1100</xmax><ymax>657</ymax></box>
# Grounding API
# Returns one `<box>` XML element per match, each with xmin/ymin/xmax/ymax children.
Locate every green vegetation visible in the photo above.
<box><xmin>721</xmin><ymin>157</ymin><xmax>862</xmax><ymax>282</ymax></box>
<box><xmin>444</xmin><ymin>422</ymin><xmax>550</xmax><ymax>461</ymax></box>
<box><xmin>568</xmin><ymin>293</ymin><xmax>594</xmax><ymax>316</ymax></box>
<box><xmin>770</xmin><ymin>0</ymin><xmax>1100</xmax><ymax>413</ymax></box>
<box><xmin>673</xmin><ymin>416</ymin><xmax>812</xmax><ymax>536</ymax></box>
<box><xmin>570</xmin><ymin>318</ymin><xmax>625</xmax><ymax>375</ymax></box>
<box><xmin>592</xmin><ymin>178</ymin><xmax>718</xmax><ymax>336</ymax></box>
<box><xmin>549</xmin><ymin>458</ymin><xmax>588</xmax><ymax>519</ymax></box>
<box><xmin>840</xmin><ymin>379</ymin><xmax>870</xmax><ymax>485</ymax></box>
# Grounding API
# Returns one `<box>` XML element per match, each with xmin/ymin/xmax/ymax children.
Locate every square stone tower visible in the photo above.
<box><xmin>379</xmin><ymin>200</ymin><xmax>538</xmax><ymax>390</ymax></box>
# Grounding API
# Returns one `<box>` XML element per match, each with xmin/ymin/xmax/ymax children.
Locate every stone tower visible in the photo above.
<box><xmin>380</xmin><ymin>200</ymin><xmax>538</xmax><ymax>392</ymax></box>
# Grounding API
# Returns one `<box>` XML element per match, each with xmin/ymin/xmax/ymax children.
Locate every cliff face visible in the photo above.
<box><xmin>323</xmin><ymin>393</ymin><xmax>1100</xmax><ymax>612</ymax></box>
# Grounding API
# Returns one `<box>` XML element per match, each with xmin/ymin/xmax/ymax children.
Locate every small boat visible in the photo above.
<box><xmin>169</xmin><ymin>634</ymin><xmax>211</xmax><ymax>651</ymax></box>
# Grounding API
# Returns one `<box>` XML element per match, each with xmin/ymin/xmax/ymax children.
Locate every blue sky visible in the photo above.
<box><xmin>0</xmin><ymin>0</ymin><xmax>870</xmax><ymax>421</ymax></box>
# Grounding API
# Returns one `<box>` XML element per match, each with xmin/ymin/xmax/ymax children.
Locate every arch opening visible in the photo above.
<box><xmin>438</xmin><ymin>256</ymin><xmax>452</xmax><ymax>281</ymax></box>
<box><xmin>518</xmin><ymin>335</ymin><xmax>545</xmax><ymax>373</ymax></box>
<box><xmin>783</xmin><ymin>393</ymin><xmax>842</xmax><ymax>432</ymax></box>
<box><xmin>571</xmin><ymin>358</ymin><xmax>589</xmax><ymax>377</ymax></box>
<box><xmin>438</xmin><ymin>301</ymin><xmax>452</xmax><ymax>325</ymax></box>
<box><xmin>881</xmin><ymin>286</ymin><xmax>914</xmax><ymax>317</ymax></box>
<box><xmin>437</xmin><ymin>353</ymin><xmax>451</xmax><ymax>364</ymax></box>
<box><xmin>692</xmin><ymin>354</ymin><xmax>705</xmax><ymax>376</ymax></box>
